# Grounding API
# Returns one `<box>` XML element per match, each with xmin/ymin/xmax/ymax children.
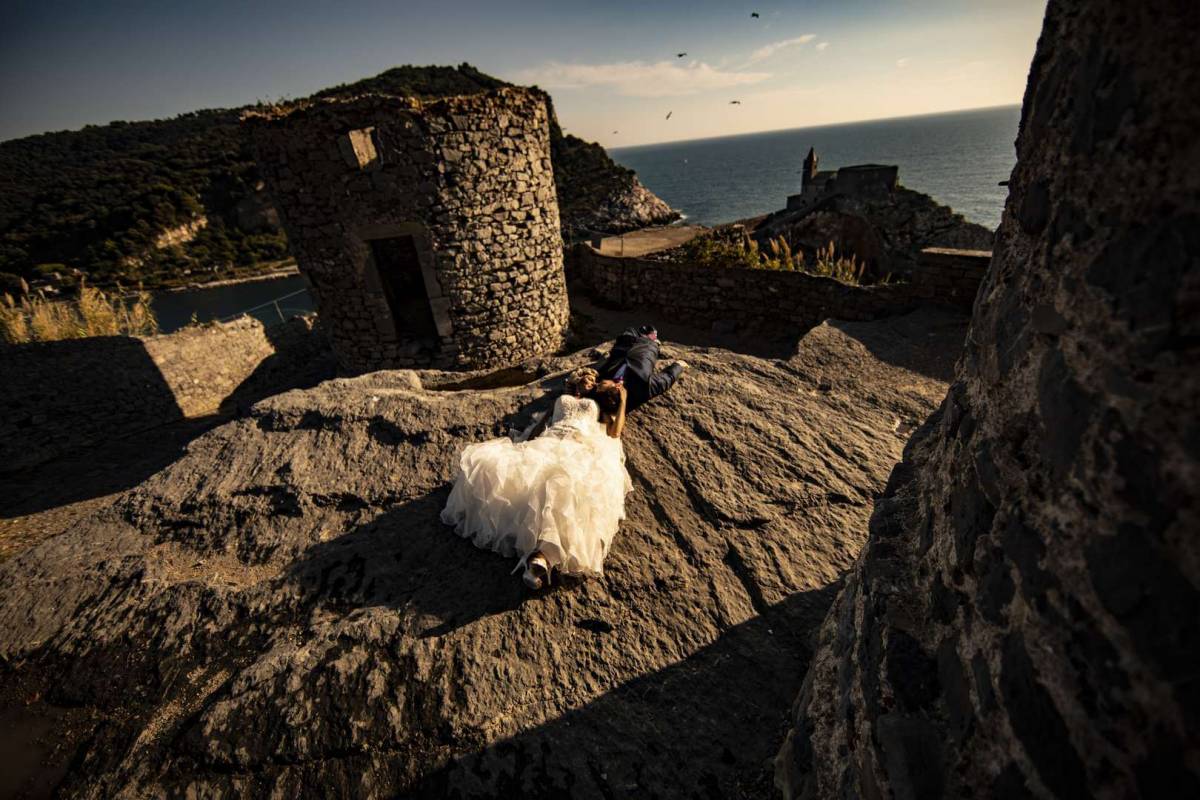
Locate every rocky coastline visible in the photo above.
<box><xmin>547</xmin><ymin>109</ymin><xmax>680</xmax><ymax>238</ymax></box>
<box><xmin>748</xmin><ymin>184</ymin><xmax>995</xmax><ymax>281</ymax></box>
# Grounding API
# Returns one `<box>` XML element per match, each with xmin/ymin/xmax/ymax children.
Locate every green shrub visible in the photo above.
<box><xmin>679</xmin><ymin>236</ymin><xmax>764</xmax><ymax>270</ymax></box>
<box><xmin>33</xmin><ymin>263</ymin><xmax>68</xmax><ymax>278</ymax></box>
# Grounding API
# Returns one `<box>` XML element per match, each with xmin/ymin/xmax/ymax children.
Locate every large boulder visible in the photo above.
<box><xmin>0</xmin><ymin>309</ymin><xmax>965</xmax><ymax>797</ymax></box>
<box><xmin>775</xmin><ymin>1</ymin><xmax>1200</xmax><ymax>797</ymax></box>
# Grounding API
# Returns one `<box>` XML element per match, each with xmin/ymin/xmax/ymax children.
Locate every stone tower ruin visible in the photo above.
<box><xmin>245</xmin><ymin>88</ymin><xmax>569</xmax><ymax>373</ymax></box>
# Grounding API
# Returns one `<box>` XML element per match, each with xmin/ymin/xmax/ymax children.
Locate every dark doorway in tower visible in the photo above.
<box><xmin>368</xmin><ymin>235</ymin><xmax>439</xmax><ymax>341</ymax></box>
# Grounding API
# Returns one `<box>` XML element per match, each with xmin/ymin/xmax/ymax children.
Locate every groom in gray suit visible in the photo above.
<box><xmin>598</xmin><ymin>325</ymin><xmax>688</xmax><ymax>411</ymax></box>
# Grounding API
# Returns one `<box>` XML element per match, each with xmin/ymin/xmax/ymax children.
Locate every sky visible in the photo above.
<box><xmin>0</xmin><ymin>0</ymin><xmax>1047</xmax><ymax>147</ymax></box>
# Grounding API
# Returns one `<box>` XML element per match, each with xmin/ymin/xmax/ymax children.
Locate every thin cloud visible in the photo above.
<box><xmin>816</xmin><ymin>42</ymin><xmax>830</xmax><ymax>51</ymax></box>
<box><xmin>514</xmin><ymin>60</ymin><xmax>771</xmax><ymax>98</ymax></box>
<box><xmin>749</xmin><ymin>34</ymin><xmax>817</xmax><ymax>63</ymax></box>
<box><xmin>896</xmin><ymin>57</ymin><xmax>911</xmax><ymax>68</ymax></box>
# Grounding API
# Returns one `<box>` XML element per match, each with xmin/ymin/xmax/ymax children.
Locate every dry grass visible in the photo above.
<box><xmin>763</xmin><ymin>236</ymin><xmax>805</xmax><ymax>272</ymax></box>
<box><xmin>809</xmin><ymin>240</ymin><xmax>866</xmax><ymax>284</ymax></box>
<box><xmin>685</xmin><ymin>233</ymin><xmax>866</xmax><ymax>285</ymax></box>
<box><xmin>1</xmin><ymin>284</ymin><xmax>158</xmax><ymax>345</ymax></box>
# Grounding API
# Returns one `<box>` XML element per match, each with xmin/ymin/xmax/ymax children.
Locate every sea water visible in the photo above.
<box><xmin>610</xmin><ymin>105</ymin><xmax>1021</xmax><ymax>231</ymax></box>
<box><xmin>156</xmin><ymin>106</ymin><xmax>1018</xmax><ymax>331</ymax></box>
<box><xmin>151</xmin><ymin>274</ymin><xmax>314</xmax><ymax>333</ymax></box>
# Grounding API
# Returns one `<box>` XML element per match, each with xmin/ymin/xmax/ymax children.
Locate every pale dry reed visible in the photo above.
<box><xmin>764</xmin><ymin>236</ymin><xmax>865</xmax><ymax>284</ymax></box>
<box><xmin>0</xmin><ymin>284</ymin><xmax>158</xmax><ymax>345</ymax></box>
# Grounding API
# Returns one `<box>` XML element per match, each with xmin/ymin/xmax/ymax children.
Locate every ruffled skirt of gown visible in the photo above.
<box><xmin>440</xmin><ymin>428</ymin><xmax>632</xmax><ymax>576</ymax></box>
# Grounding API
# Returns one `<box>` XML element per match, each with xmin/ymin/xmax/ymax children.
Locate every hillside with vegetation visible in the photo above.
<box><xmin>0</xmin><ymin>107</ymin><xmax>283</xmax><ymax>291</ymax></box>
<box><xmin>0</xmin><ymin>64</ymin><xmax>675</xmax><ymax>292</ymax></box>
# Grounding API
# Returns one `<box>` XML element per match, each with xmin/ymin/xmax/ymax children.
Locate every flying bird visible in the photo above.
<box><xmin>666</xmin><ymin>111</ymin><xmax>673</xmax><ymax>120</ymax></box>
<box><xmin>751</xmin><ymin>12</ymin><xmax>759</xmax><ymax>18</ymax></box>
<box><xmin>676</xmin><ymin>52</ymin><xmax>687</xmax><ymax>58</ymax></box>
<box><xmin>612</xmin><ymin>130</ymin><xmax>619</xmax><ymax>134</ymax></box>
<box><xmin>729</xmin><ymin>100</ymin><xmax>742</xmax><ymax>105</ymax></box>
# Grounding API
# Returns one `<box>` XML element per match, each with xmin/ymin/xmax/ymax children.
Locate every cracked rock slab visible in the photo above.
<box><xmin>0</xmin><ymin>309</ymin><xmax>964</xmax><ymax>798</ymax></box>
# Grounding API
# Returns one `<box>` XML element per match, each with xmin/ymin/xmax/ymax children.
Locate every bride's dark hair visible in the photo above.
<box><xmin>592</xmin><ymin>381</ymin><xmax>623</xmax><ymax>416</ymax></box>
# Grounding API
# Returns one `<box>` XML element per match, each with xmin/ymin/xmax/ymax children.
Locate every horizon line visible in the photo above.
<box><xmin>1</xmin><ymin>98</ymin><xmax>1022</xmax><ymax>152</ymax></box>
<box><xmin>607</xmin><ymin>102</ymin><xmax>1022</xmax><ymax>151</ymax></box>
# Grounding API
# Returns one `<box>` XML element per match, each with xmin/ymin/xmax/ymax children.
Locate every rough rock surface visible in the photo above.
<box><xmin>0</xmin><ymin>315</ymin><xmax>335</xmax><ymax>474</ymax></box>
<box><xmin>559</xmin><ymin>173</ymin><xmax>678</xmax><ymax>239</ymax></box>
<box><xmin>752</xmin><ymin>186</ymin><xmax>995</xmax><ymax>280</ymax></box>
<box><xmin>776</xmin><ymin>1</ymin><xmax>1200</xmax><ymax>797</ymax></box>
<box><xmin>0</xmin><ymin>309</ymin><xmax>965</xmax><ymax>798</ymax></box>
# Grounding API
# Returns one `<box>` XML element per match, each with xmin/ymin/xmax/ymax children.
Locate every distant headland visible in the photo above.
<box><xmin>0</xmin><ymin>64</ymin><xmax>676</xmax><ymax>297</ymax></box>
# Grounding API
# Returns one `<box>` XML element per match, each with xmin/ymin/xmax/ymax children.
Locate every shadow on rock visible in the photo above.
<box><xmin>0</xmin><ymin>415</ymin><xmax>225</xmax><ymax>519</ymax></box>
<box><xmin>402</xmin><ymin>582</ymin><xmax>843</xmax><ymax>799</ymax></box>
<box><xmin>219</xmin><ymin>319</ymin><xmax>338</xmax><ymax>415</ymax></box>
<box><xmin>281</xmin><ymin>490</ymin><xmax>529</xmax><ymax>637</ymax></box>
<box><xmin>2</xmin><ymin>320</ymin><xmax>336</xmax><ymax>522</ymax></box>
<box><xmin>828</xmin><ymin>307</ymin><xmax>970</xmax><ymax>383</ymax></box>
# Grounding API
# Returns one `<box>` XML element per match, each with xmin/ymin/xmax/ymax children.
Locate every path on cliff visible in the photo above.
<box><xmin>593</xmin><ymin>225</ymin><xmax>705</xmax><ymax>257</ymax></box>
<box><xmin>0</xmin><ymin>307</ymin><xmax>966</xmax><ymax>798</ymax></box>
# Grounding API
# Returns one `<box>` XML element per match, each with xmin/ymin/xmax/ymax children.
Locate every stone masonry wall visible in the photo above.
<box><xmin>247</xmin><ymin>88</ymin><xmax>569</xmax><ymax>373</ymax></box>
<box><xmin>141</xmin><ymin>316</ymin><xmax>327</xmax><ymax>417</ymax></box>
<box><xmin>775</xmin><ymin>2</ymin><xmax>1200</xmax><ymax>798</ymax></box>
<box><xmin>910</xmin><ymin>248</ymin><xmax>991</xmax><ymax>312</ymax></box>
<box><xmin>0</xmin><ymin>316</ymin><xmax>332</xmax><ymax>472</ymax></box>
<box><xmin>568</xmin><ymin>243</ymin><xmax>988</xmax><ymax>332</ymax></box>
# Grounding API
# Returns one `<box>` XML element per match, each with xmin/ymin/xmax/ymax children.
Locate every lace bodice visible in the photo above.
<box><xmin>549</xmin><ymin>394</ymin><xmax>602</xmax><ymax>436</ymax></box>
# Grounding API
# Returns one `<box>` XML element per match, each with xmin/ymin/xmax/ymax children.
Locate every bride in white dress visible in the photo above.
<box><xmin>441</xmin><ymin>368</ymin><xmax>632</xmax><ymax>589</ymax></box>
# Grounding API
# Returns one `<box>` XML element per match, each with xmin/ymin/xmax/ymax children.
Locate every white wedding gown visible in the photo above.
<box><xmin>441</xmin><ymin>394</ymin><xmax>632</xmax><ymax>576</ymax></box>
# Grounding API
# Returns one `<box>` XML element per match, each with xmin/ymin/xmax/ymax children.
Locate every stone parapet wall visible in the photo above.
<box><xmin>910</xmin><ymin>247</ymin><xmax>991</xmax><ymax>311</ymax></box>
<box><xmin>0</xmin><ymin>315</ymin><xmax>332</xmax><ymax>472</ymax></box>
<box><xmin>247</xmin><ymin>88</ymin><xmax>569</xmax><ymax>373</ymax></box>
<box><xmin>140</xmin><ymin>316</ymin><xmax>314</xmax><ymax>417</ymax></box>
<box><xmin>568</xmin><ymin>243</ymin><xmax>987</xmax><ymax>332</ymax></box>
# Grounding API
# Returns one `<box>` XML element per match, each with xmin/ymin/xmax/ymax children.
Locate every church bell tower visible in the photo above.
<box><xmin>802</xmin><ymin>147</ymin><xmax>819</xmax><ymax>192</ymax></box>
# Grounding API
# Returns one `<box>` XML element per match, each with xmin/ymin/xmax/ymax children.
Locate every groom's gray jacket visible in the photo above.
<box><xmin>599</xmin><ymin>327</ymin><xmax>683</xmax><ymax>411</ymax></box>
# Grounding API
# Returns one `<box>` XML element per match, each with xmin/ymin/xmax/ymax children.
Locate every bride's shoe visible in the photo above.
<box><xmin>521</xmin><ymin>552</ymin><xmax>551</xmax><ymax>590</ymax></box>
